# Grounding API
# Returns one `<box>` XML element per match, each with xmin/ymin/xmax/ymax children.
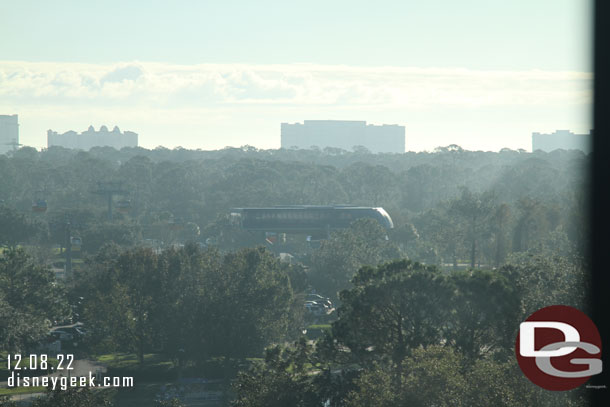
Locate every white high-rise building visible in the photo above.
<box><xmin>281</xmin><ymin>120</ymin><xmax>405</xmax><ymax>153</ymax></box>
<box><xmin>47</xmin><ymin>125</ymin><xmax>138</xmax><ymax>150</ymax></box>
<box><xmin>0</xmin><ymin>114</ymin><xmax>19</xmax><ymax>155</ymax></box>
<box><xmin>532</xmin><ymin>129</ymin><xmax>592</xmax><ymax>153</ymax></box>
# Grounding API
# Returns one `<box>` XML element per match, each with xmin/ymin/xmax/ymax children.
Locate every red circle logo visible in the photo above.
<box><xmin>515</xmin><ymin>305</ymin><xmax>602</xmax><ymax>391</ymax></box>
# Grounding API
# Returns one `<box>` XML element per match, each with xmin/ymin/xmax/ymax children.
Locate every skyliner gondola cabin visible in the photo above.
<box><xmin>230</xmin><ymin>205</ymin><xmax>393</xmax><ymax>235</ymax></box>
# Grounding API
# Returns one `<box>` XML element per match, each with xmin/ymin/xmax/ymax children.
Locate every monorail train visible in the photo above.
<box><xmin>230</xmin><ymin>205</ymin><xmax>393</xmax><ymax>234</ymax></box>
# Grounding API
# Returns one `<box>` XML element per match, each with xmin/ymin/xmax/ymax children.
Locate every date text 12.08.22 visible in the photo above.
<box><xmin>6</xmin><ymin>354</ymin><xmax>74</xmax><ymax>371</ymax></box>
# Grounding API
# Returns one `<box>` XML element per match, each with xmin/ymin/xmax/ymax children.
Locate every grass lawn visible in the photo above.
<box><xmin>307</xmin><ymin>324</ymin><xmax>331</xmax><ymax>330</ymax></box>
<box><xmin>0</xmin><ymin>386</ymin><xmax>45</xmax><ymax>396</ymax></box>
<box><xmin>95</xmin><ymin>353</ymin><xmax>174</xmax><ymax>371</ymax></box>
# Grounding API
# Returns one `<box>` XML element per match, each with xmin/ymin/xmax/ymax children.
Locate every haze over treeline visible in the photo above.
<box><xmin>1</xmin><ymin>145</ymin><xmax>588</xmax><ymax>258</ymax></box>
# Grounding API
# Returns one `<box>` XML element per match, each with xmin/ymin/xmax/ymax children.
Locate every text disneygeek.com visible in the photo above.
<box><xmin>8</xmin><ymin>372</ymin><xmax>134</xmax><ymax>391</ymax></box>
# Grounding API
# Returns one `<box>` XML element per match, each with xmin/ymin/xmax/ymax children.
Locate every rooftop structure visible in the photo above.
<box><xmin>281</xmin><ymin>120</ymin><xmax>405</xmax><ymax>153</ymax></box>
<box><xmin>47</xmin><ymin>125</ymin><xmax>138</xmax><ymax>150</ymax></box>
<box><xmin>532</xmin><ymin>129</ymin><xmax>592</xmax><ymax>153</ymax></box>
<box><xmin>0</xmin><ymin>114</ymin><xmax>19</xmax><ymax>155</ymax></box>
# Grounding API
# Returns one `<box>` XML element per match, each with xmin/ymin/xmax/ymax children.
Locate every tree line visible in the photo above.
<box><xmin>0</xmin><ymin>144</ymin><xmax>590</xmax><ymax>406</ymax></box>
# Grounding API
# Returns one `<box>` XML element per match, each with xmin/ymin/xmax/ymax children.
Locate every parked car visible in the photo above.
<box><xmin>306</xmin><ymin>294</ymin><xmax>333</xmax><ymax>308</ymax></box>
<box><xmin>306</xmin><ymin>294</ymin><xmax>325</xmax><ymax>301</ymax></box>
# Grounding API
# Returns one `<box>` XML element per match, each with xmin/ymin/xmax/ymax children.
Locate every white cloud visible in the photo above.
<box><xmin>0</xmin><ymin>61</ymin><xmax>592</xmax><ymax>151</ymax></box>
<box><xmin>0</xmin><ymin>61</ymin><xmax>592</xmax><ymax>108</ymax></box>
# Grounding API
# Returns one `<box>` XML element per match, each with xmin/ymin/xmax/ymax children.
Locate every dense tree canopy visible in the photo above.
<box><xmin>0</xmin><ymin>248</ymin><xmax>68</xmax><ymax>352</ymax></box>
<box><xmin>233</xmin><ymin>257</ymin><xmax>587</xmax><ymax>407</ymax></box>
<box><xmin>81</xmin><ymin>245</ymin><xmax>302</xmax><ymax>365</ymax></box>
<box><xmin>0</xmin><ymin>145</ymin><xmax>590</xmax><ymax>406</ymax></box>
<box><xmin>0</xmin><ymin>146</ymin><xmax>588</xmax><ymax>264</ymax></box>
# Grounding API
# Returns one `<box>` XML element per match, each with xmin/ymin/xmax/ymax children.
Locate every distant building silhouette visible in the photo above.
<box><xmin>0</xmin><ymin>114</ymin><xmax>19</xmax><ymax>155</ymax></box>
<box><xmin>281</xmin><ymin>120</ymin><xmax>405</xmax><ymax>153</ymax></box>
<box><xmin>532</xmin><ymin>129</ymin><xmax>592</xmax><ymax>153</ymax></box>
<box><xmin>47</xmin><ymin>125</ymin><xmax>138</xmax><ymax>150</ymax></box>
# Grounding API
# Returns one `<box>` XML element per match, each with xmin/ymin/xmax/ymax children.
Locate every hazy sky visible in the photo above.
<box><xmin>0</xmin><ymin>0</ymin><xmax>592</xmax><ymax>151</ymax></box>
